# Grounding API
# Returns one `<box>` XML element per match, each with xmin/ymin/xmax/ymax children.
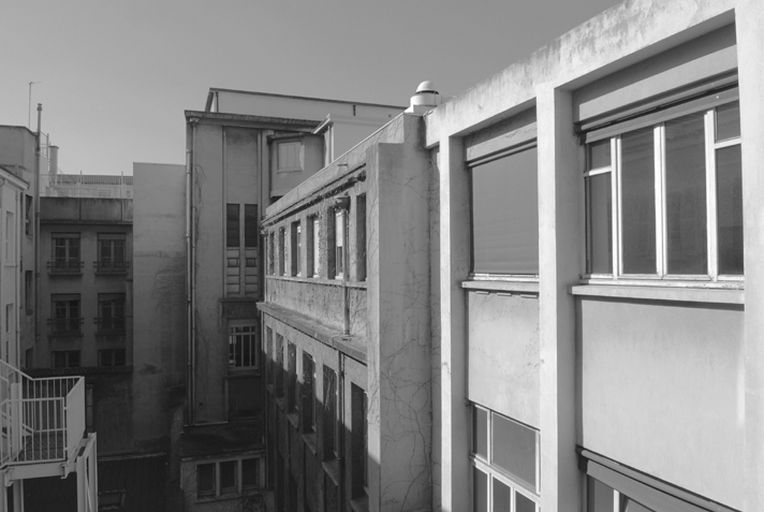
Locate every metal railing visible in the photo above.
<box><xmin>93</xmin><ymin>260</ymin><xmax>130</xmax><ymax>274</ymax></box>
<box><xmin>47</xmin><ymin>317</ymin><xmax>84</xmax><ymax>336</ymax></box>
<box><xmin>47</xmin><ymin>259</ymin><xmax>84</xmax><ymax>275</ymax></box>
<box><xmin>94</xmin><ymin>316</ymin><xmax>126</xmax><ymax>335</ymax></box>
<box><xmin>0</xmin><ymin>360</ymin><xmax>84</xmax><ymax>466</ymax></box>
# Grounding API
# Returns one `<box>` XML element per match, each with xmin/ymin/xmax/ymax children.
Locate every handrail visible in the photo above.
<box><xmin>0</xmin><ymin>360</ymin><xmax>85</xmax><ymax>466</ymax></box>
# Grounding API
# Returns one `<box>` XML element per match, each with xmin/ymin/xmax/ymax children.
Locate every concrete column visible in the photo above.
<box><xmin>536</xmin><ymin>86</ymin><xmax>583</xmax><ymax>512</ymax></box>
<box><xmin>437</xmin><ymin>134</ymin><xmax>470</xmax><ymax>512</ymax></box>
<box><xmin>366</xmin><ymin>133</ymin><xmax>432</xmax><ymax>512</ymax></box>
<box><xmin>737</xmin><ymin>1</ymin><xmax>764</xmax><ymax>510</ymax></box>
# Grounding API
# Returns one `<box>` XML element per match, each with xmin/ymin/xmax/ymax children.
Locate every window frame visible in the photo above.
<box><xmin>584</xmin><ymin>90</ymin><xmax>742</xmax><ymax>285</ymax></box>
<box><xmin>228</xmin><ymin>321</ymin><xmax>259</xmax><ymax>369</ymax></box>
<box><xmin>195</xmin><ymin>457</ymin><xmax>264</xmax><ymax>501</ymax></box>
<box><xmin>470</xmin><ymin>403</ymin><xmax>540</xmax><ymax>512</ymax></box>
<box><xmin>334</xmin><ymin>209</ymin><xmax>346</xmax><ymax>280</ymax></box>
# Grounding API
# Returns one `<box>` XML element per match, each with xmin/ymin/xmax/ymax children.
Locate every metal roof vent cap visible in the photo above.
<box><xmin>405</xmin><ymin>80</ymin><xmax>440</xmax><ymax>115</ymax></box>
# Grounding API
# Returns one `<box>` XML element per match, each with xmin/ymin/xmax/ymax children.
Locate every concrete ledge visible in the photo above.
<box><xmin>571</xmin><ymin>284</ymin><xmax>744</xmax><ymax>304</ymax></box>
<box><xmin>257</xmin><ymin>302</ymin><xmax>366</xmax><ymax>364</ymax></box>
<box><xmin>461</xmin><ymin>279</ymin><xmax>539</xmax><ymax>294</ymax></box>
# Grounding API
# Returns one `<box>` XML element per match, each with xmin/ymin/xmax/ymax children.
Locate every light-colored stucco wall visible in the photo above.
<box><xmin>133</xmin><ymin>162</ymin><xmax>186</xmax><ymax>449</ymax></box>
<box><xmin>580</xmin><ymin>299</ymin><xmax>744</xmax><ymax>508</ymax></box>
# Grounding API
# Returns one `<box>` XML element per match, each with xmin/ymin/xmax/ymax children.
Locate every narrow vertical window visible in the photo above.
<box><xmin>715</xmin><ymin>101</ymin><xmax>743</xmax><ymax>275</ymax></box>
<box><xmin>356</xmin><ymin>195</ymin><xmax>367</xmax><ymax>281</ymax></box>
<box><xmin>287</xmin><ymin>342</ymin><xmax>297</xmax><ymax>412</ymax></box>
<box><xmin>302</xmin><ymin>352</ymin><xmax>315</xmax><ymax>431</ymax></box>
<box><xmin>275</xmin><ymin>334</ymin><xmax>284</xmax><ymax>396</ymax></box>
<box><xmin>334</xmin><ymin>209</ymin><xmax>345</xmax><ymax>279</ymax></box>
<box><xmin>226</xmin><ymin>203</ymin><xmax>240</xmax><ymax>248</ymax></box>
<box><xmin>351</xmin><ymin>384</ymin><xmax>367</xmax><ymax>497</ymax></box>
<box><xmin>322</xmin><ymin>366</ymin><xmax>338</xmax><ymax>458</ymax></box>
<box><xmin>585</xmin><ymin>140</ymin><xmax>612</xmax><ymax>274</ymax></box>
<box><xmin>24</xmin><ymin>194</ymin><xmax>32</xmax><ymax>236</ymax></box>
<box><xmin>665</xmin><ymin>112</ymin><xmax>707</xmax><ymax>274</ymax></box>
<box><xmin>620</xmin><ymin>128</ymin><xmax>656</xmax><ymax>274</ymax></box>
<box><xmin>290</xmin><ymin>221</ymin><xmax>301</xmax><ymax>276</ymax></box>
<box><xmin>278</xmin><ymin>228</ymin><xmax>286</xmax><ymax>276</ymax></box>
<box><xmin>312</xmin><ymin>216</ymin><xmax>320</xmax><ymax>277</ymax></box>
<box><xmin>268</xmin><ymin>232</ymin><xmax>275</xmax><ymax>275</ymax></box>
<box><xmin>244</xmin><ymin>204</ymin><xmax>258</xmax><ymax>248</ymax></box>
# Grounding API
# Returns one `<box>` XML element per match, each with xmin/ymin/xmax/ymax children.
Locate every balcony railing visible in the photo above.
<box><xmin>0</xmin><ymin>360</ymin><xmax>84</xmax><ymax>466</ymax></box>
<box><xmin>47</xmin><ymin>260</ymin><xmax>83</xmax><ymax>276</ymax></box>
<box><xmin>93</xmin><ymin>260</ymin><xmax>130</xmax><ymax>275</ymax></box>
<box><xmin>94</xmin><ymin>317</ymin><xmax>126</xmax><ymax>335</ymax></box>
<box><xmin>47</xmin><ymin>317</ymin><xmax>83</xmax><ymax>337</ymax></box>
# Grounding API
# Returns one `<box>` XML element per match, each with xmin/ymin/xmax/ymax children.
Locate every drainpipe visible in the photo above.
<box><xmin>186</xmin><ymin>119</ymin><xmax>198</xmax><ymax>424</ymax></box>
<box><xmin>33</xmin><ymin>104</ymin><xmax>41</xmax><ymax>358</ymax></box>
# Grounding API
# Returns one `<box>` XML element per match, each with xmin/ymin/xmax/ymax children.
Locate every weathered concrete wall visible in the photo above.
<box><xmin>133</xmin><ymin>162</ymin><xmax>186</xmax><ymax>450</ymax></box>
<box><xmin>366</xmin><ymin>114</ymin><xmax>432</xmax><ymax>512</ymax></box>
<box><xmin>579</xmin><ymin>298</ymin><xmax>743</xmax><ymax>508</ymax></box>
<box><xmin>467</xmin><ymin>292</ymin><xmax>539</xmax><ymax>428</ymax></box>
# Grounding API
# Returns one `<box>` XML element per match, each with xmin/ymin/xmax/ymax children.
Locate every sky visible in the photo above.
<box><xmin>0</xmin><ymin>0</ymin><xmax>622</xmax><ymax>175</ymax></box>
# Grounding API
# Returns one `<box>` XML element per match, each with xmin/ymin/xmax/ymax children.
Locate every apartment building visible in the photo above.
<box><xmin>0</xmin><ymin>127</ymin><xmax>95</xmax><ymax>512</ymax></box>
<box><xmin>258</xmin><ymin>1</ymin><xmax>764</xmax><ymax>511</ymax></box>
<box><xmin>178</xmin><ymin>89</ymin><xmax>401</xmax><ymax>510</ymax></box>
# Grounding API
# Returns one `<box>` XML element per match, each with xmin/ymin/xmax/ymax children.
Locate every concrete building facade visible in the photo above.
<box><xmin>179</xmin><ymin>90</ymin><xmax>401</xmax><ymax>511</ymax></box>
<box><xmin>257</xmin><ymin>1</ymin><xmax>764</xmax><ymax>511</ymax></box>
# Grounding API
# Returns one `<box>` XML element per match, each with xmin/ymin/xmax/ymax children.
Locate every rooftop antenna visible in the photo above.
<box><xmin>28</xmin><ymin>81</ymin><xmax>40</xmax><ymax>128</ymax></box>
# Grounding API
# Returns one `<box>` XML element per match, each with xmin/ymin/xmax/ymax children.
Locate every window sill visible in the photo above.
<box><xmin>303</xmin><ymin>432</ymin><xmax>318</xmax><ymax>454</ymax></box>
<box><xmin>266</xmin><ymin>274</ymin><xmax>367</xmax><ymax>289</ymax></box>
<box><xmin>322</xmin><ymin>458</ymin><xmax>341</xmax><ymax>486</ymax></box>
<box><xmin>571</xmin><ymin>283</ymin><xmax>744</xmax><ymax>305</ymax></box>
<box><xmin>461</xmin><ymin>278</ymin><xmax>539</xmax><ymax>294</ymax></box>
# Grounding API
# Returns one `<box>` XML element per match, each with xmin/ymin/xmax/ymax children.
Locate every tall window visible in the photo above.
<box><xmin>24</xmin><ymin>270</ymin><xmax>33</xmax><ymax>315</ymax></box>
<box><xmin>470</xmin><ymin>145</ymin><xmax>538</xmax><ymax>275</ymax></box>
<box><xmin>275</xmin><ymin>334</ymin><xmax>284</xmax><ymax>396</ymax></box>
<box><xmin>351</xmin><ymin>384</ymin><xmax>367</xmax><ymax>498</ymax></box>
<box><xmin>471</xmin><ymin>404</ymin><xmax>539</xmax><ymax>512</ymax></box>
<box><xmin>355</xmin><ymin>195</ymin><xmax>367</xmax><ymax>281</ymax></box>
<box><xmin>51</xmin><ymin>233</ymin><xmax>81</xmax><ymax>273</ymax></box>
<box><xmin>96</xmin><ymin>293</ymin><xmax>125</xmax><ymax>334</ymax></box>
<box><xmin>265</xmin><ymin>327</ymin><xmax>273</xmax><ymax>387</ymax></box>
<box><xmin>244</xmin><ymin>204</ymin><xmax>258</xmax><ymax>248</ymax></box>
<box><xmin>322</xmin><ymin>366</ymin><xmax>338</xmax><ymax>458</ymax></box>
<box><xmin>268</xmin><ymin>232</ymin><xmax>275</xmax><ymax>275</ymax></box>
<box><xmin>228</xmin><ymin>322</ymin><xmax>258</xmax><ymax>368</ymax></box>
<box><xmin>96</xmin><ymin>233</ymin><xmax>127</xmax><ymax>273</ymax></box>
<box><xmin>287</xmin><ymin>342</ymin><xmax>297</xmax><ymax>412</ymax></box>
<box><xmin>50</xmin><ymin>294</ymin><xmax>81</xmax><ymax>335</ymax></box>
<box><xmin>302</xmin><ymin>352</ymin><xmax>315</xmax><ymax>431</ymax></box>
<box><xmin>291</xmin><ymin>221</ymin><xmax>301</xmax><ymax>277</ymax></box>
<box><xmin>308</xmin><ymin>215</ymin><xmax>320</xmax><ymax>278</ymax></box>
<box><xmin>278</xmin><ymin>228</ymin><xmax>286</xmax><ymax>276</ymax></box>
<box><xmin>585</xmin><ymin>97</ymin><xmax>742</xmax><ymax>279</ymax></box>
<box><xmin>24</xmin><ymin>194</ymin><xmax>32</xmax><ymax>236</ymax></box>
<box><xmin>226</xmin><ymin>204</ymin><xmax>240</xmax><ymax>248</ymax></box>
<box><xmin>334</xmin><ymin>209</ymin><xmax>346</xmax><ymax>280</ymax></box>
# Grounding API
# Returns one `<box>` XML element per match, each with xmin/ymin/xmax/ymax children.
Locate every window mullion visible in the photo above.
<box><xmin>611</xmin><ymin>137</ymin><xmax>620</xmax><ymax>277</ymax></box>
<box><xmin>653</xmin><ymin>125</ymin><xmax>666</xmax><ymax>277</ymax></box>
<box><xmin>657</xmin><ymin>124</ymin><xmax>667</xmax><ymax>277</ymax></box>
<box><xmin>705</xmin><ymin>109</ymin><xmax>719</xmax><ymax>279</ymax></box>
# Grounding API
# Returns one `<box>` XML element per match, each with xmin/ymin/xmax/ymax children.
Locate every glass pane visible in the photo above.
<box><xmin>473</xmin><ymin>407</ymin><xmax>488</xmax><ymax>459</ymax></box>
<box><xmin>244</xmin><ymin>204</ymin><xmax>258</xmax><ymax>247</ymax></box>
<box><xmin>665</xmin><ymin>113</ymin><xmax>707</xmax><ymax>274</ymax></box>
<box><xmin>491</xmin><ymin>413</ymin><xmax>537</xmax><ymax>489</ymax></box>
<box><xmin>242</xmin><ymin>458</ymin><xmax>259</xmax><ymax>489</ymax></box>
<box><xmin>220</xmin><ymin>461</ymin><xmax>236</xmax><ymax>492</ymax></box>
<box><xmin>716</xmin><ymin>145</ymin><xmax>743</xmax><ymax>275</ymax></box>
<box><xmin>621</xmin><ymin>128</ymin><xmax>656</xmax><ymax>274</ymax></box>
<box><xmin>492</xmin><ymin>478</ymin><xmax>511</xmax><ymax>512</ymax></box>
<box><xmin>515</xmin><ymin>492</ymin><xmax>536</xmax><ymax>512</ymax></box>
<box><xmin>586</xmin><ymin>173</ymin><xmax>612</xmax><ymax>274</ymax></box>
<box><xmin>226</xmin><ymin>204</ymin><xmax>240</xmax><ymax>248</ymax></box>
<box><xmin>716</xmin><ymin>102</ymin><xmax>740</xmax><ymax>141</ymax></box>
<box><xmin>587</xmin><ymin>477</ymin><xmax>615</xmax><ymax>512</ymax></box>
<box><xmin>197</xmin><ymin>463</ymin><xmax>215</xmax><ymax>497</ymax></box>
<box><xmin>471</xmin><ymin>146</ymin><xmax>539</xmax><ymax>274</ymax></box>
<box><xmin>473</xmin><ymin>467</ymin><xmax>488</xmax><ymax>512</ymax></box>
<box><xmin>589</xmin><ymin>139</ymin><xmax>611</xmax><ymax>169</ymax></box>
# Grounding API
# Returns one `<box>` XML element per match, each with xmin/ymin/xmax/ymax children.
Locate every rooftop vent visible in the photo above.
<box><xmin>405</xmin><ymin>80</ymin><xmax>440</xmax><ymax>115</ymax></box>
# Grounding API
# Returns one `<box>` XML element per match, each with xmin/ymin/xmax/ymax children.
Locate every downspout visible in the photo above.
<box><xmin>186</xmin><ymin>119</ymin><xmax>198</xmax><ymax>424</ymax></box>
<box><xmin>337</xmin><ymin>351</ymin><xmax>346</xmax><ymax>501</ymax></box>
<box><xmin>33</xmin><ymin>104</ymin><xmax>41</xmax><ymax>359</ymax></box>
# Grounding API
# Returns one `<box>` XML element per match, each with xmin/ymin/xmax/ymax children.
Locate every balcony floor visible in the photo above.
<box><xmin>16</xmin><ymin>432</ymin><xmax>65</xmax><ymax>463</ymax></box>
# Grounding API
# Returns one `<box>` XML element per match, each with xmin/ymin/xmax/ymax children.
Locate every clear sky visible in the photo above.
<box><xmin>0</xmin><ymin>0</ymin><xmax>622</xmax><ymax>175</ymax></box>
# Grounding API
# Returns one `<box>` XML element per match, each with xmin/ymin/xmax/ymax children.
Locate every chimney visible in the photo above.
<box><xmin>49</xmin><ymin>145</ymin><xmax>59</xmax><ymax>175</ymax></box>
<box><xmin>405</xmin><ymin>80</ymin><xmax>440</xmax><ymax>115</ymax></box>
